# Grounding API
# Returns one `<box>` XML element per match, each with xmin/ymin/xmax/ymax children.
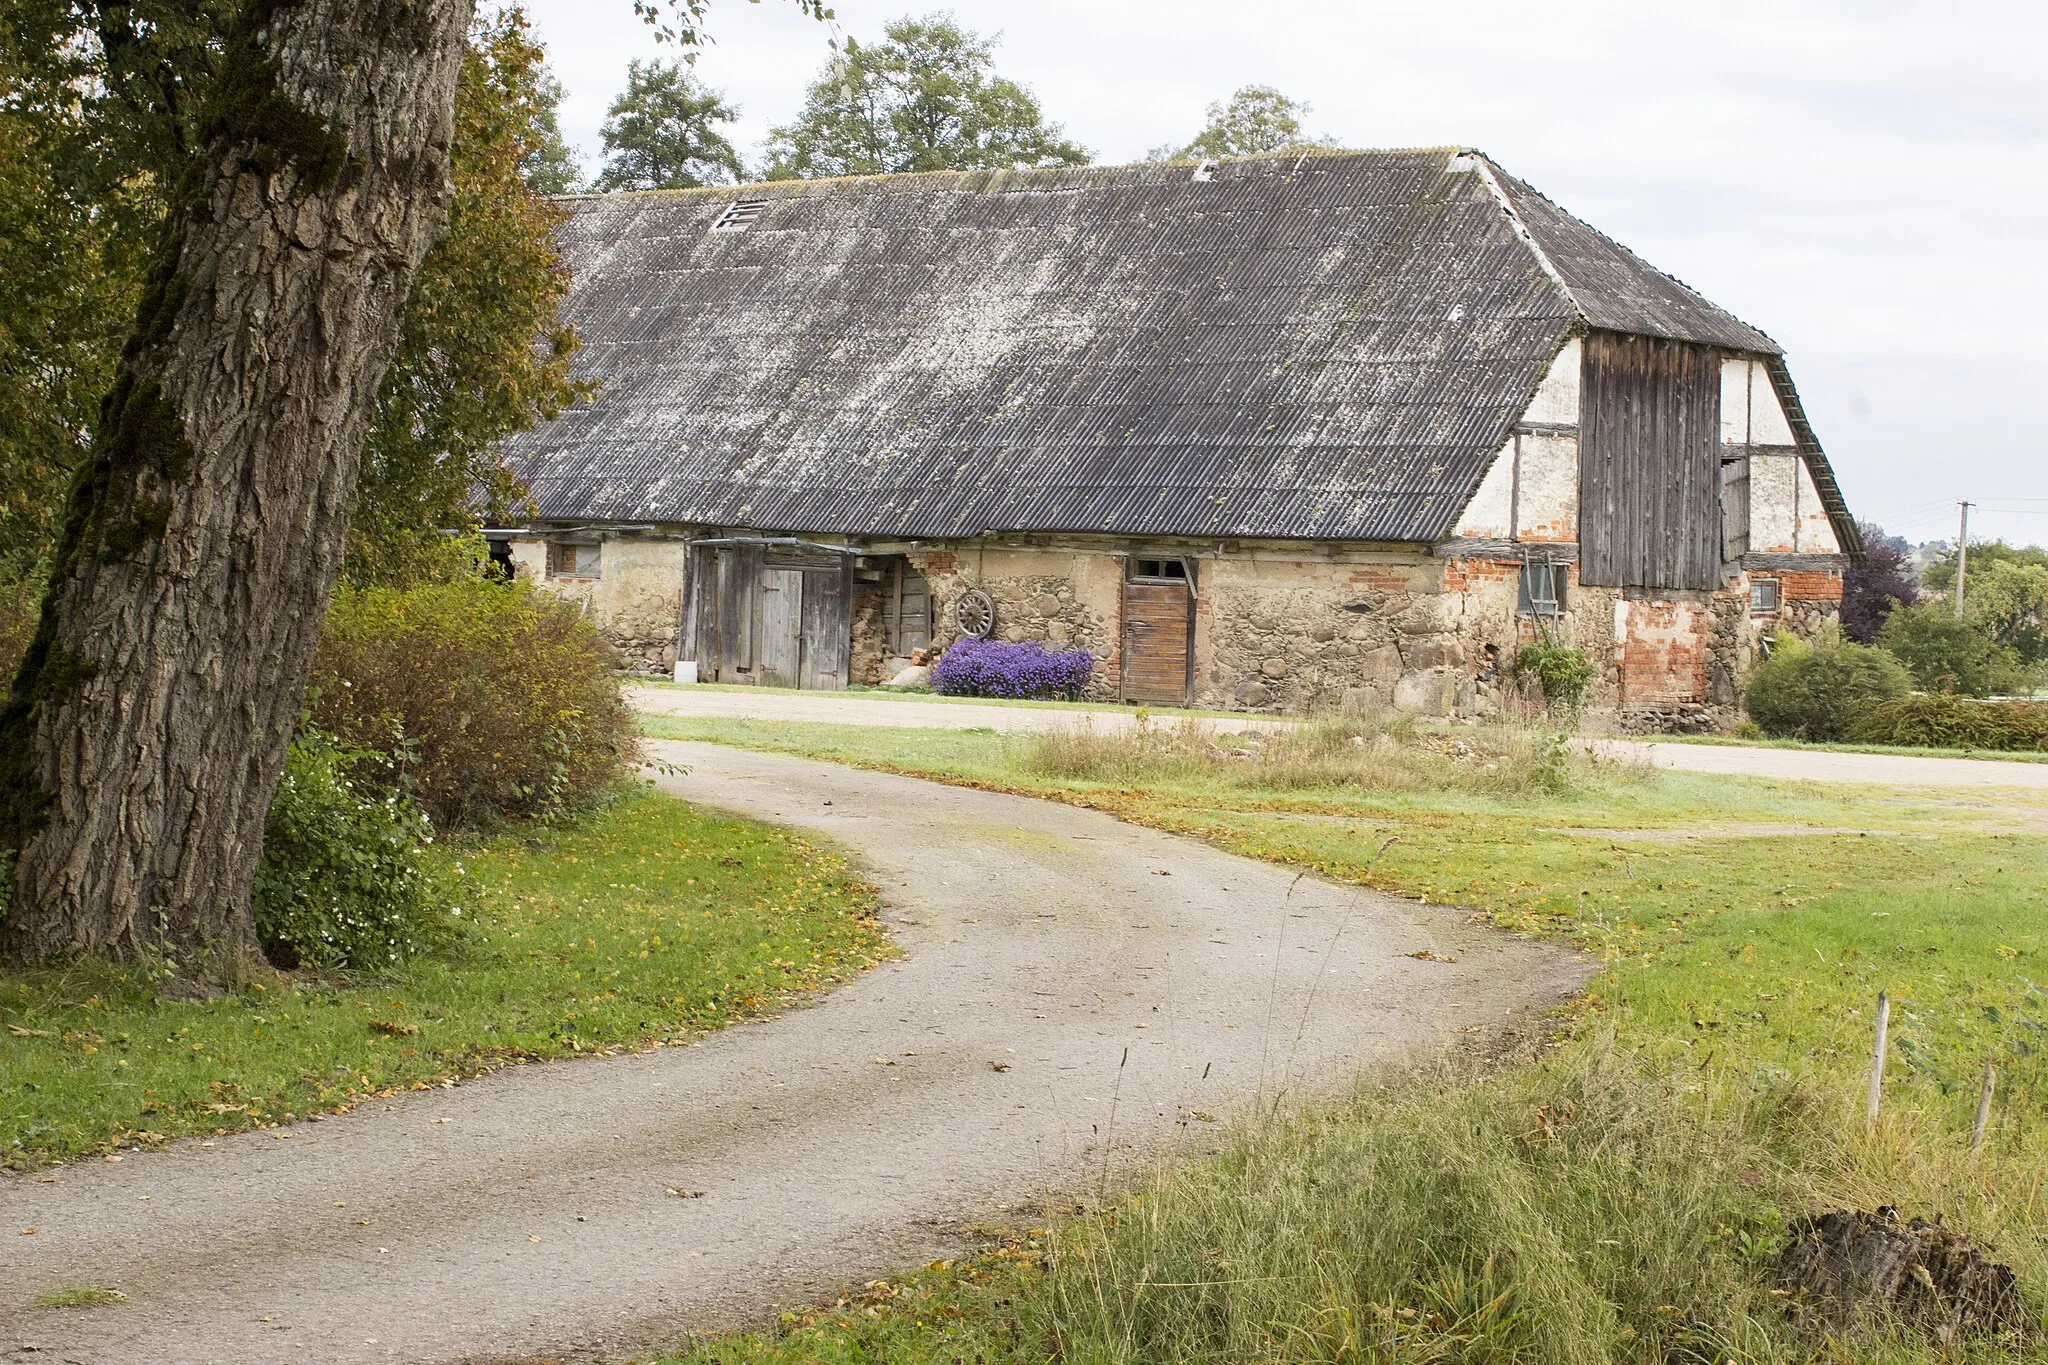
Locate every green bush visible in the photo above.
<box><xmin>253</xmin><ymin>730</ymin><xmax>453</xmax><ymax>971</ymax></box>
<box><xmin>1512</xmin><ymin>640</ymin><xmax>1595</xmax><ymax>714</ymax></box>
<box><xmin>1849</xmin><ymin>694</ymin><xmax>2048</xmax><ymax>752</ymax></box>
<box><xmin>311</xmin><ymin>576</ymin><xmax>636</xmax><ymax>829</ymax></box>
<box><xmin>1876</xmin><ymin>600</ymin><xmax>2027</xmax><ymax>698</ymax></box>
<box><xmin>1743</xmin><ymin>630</ymin><xmax>1910</xmax><ymax>741</ymax></box>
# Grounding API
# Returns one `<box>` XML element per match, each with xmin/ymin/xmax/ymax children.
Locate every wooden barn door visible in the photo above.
<box><xmin>1121</xmin><ymin>556</ymin><xmax>1194</xmax><ymax>705</ymax></box>
<box><xmin>755</xmin><ymin>568</ymin><xmax>804</xmax><ymax>687</ymax></box>
<box><xmin>1578</xmin><ymin>332</ymin><xmax>1722</xmax><ymax>591</ymax></box>
<box><xmin>684</xmin><ymin>543</ymin><xmax>853</xmax><ymax>689</ymax></box>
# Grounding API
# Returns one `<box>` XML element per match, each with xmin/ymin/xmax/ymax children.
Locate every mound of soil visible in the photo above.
<box><xmin>1779</xmin><ymin>1207</ymin><xmax>2025</xmax><ymax>1346</ymax></box>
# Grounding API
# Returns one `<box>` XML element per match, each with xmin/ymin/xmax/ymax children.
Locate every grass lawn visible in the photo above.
<box><xmin>640</xmin><ymin>713</ymin><xmax>2048</xmax><ymax>1363</ymax></box>
<box><xmin>0</xmin><ymin>785</ymin><xmax>889</xmax><ymax>1169</ymax></box>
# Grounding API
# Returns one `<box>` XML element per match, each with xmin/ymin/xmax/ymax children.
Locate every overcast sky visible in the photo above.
<box><xmin>518</xmin><ymin>0</ymin><xmax>2048</xmax><ymax>549</ymax></box>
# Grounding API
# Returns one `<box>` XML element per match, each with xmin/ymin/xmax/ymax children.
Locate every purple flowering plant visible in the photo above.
<box><xmin>931</xmin><ymin>638</ymin><xmax>1093</xmax><ymax>700</ymax></box>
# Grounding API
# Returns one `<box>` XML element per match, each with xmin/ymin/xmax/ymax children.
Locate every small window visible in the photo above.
<box><xmin>548</xmin><ymin>541</ymin><xmax>601</xmax><ymax>580</ymax></box>
<box><xmin>1129</xmin><ymin>557</ymin><xmax>1189</xmax><ymax>582</ymax></box>
<box><xmin>711</xmin><ymin>198</ymin><xmax>769</xmax><ymax>233</ymax></box>
<box><xmin>1517</xmin><ymin>562</ymin><xmax>1567</xmax><ymax>618</ymax></box>
<box><xmin>1750</xmin><ymin>578</ymin><xmax>1781</xmax><ymax>615</ymax></box>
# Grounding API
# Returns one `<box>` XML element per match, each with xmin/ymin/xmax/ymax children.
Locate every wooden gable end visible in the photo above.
<box><xmin>1577</xmin><ymin>332</ymin><xmax>1723</xmax><ymax>591</ymax></box>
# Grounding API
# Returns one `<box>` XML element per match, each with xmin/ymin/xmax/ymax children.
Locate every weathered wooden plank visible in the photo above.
<box><xmin>755</xmin><ymin>568</ymin><xmax>804</xmax><ymax>688</ymax></box>
<box><xmin>1122</xmin><ymin>581</ymin><xmax>1192</xmax><ymax>704</ymax></box>
<box><xmin>798</xmin><ymin>564</ymin><xmax>851</xmax><ymax>690</ymax></box>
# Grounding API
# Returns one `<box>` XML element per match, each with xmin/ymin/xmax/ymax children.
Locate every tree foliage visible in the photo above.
<box><xmin>1876</xmin><ymin>601</ymin><xmax>2029</xmax><ymax>698</ymax></box>
<box><xmin>348</xmin><ymin>9</ymin><xmax>588</xmax><ymax>586</ymax></box>
<box><xmin>594</xmin><ymin>58</ymin><xmax>743</xmax><ymax>191</ymax></box>
<box><xmin>764</xmin><ymin>14</ymin><xmax>1089</xmax><ymax>179</ymax></box>
<box><xmin>0</xmin><ymin>4</ymin><xmax>583</xmax><ymax>590</ymax></box>
<box><xmin>1838</xmin><ymin>521</ymin><xmax>1918</xmax><ymax>645</ymax></box>
<box><xmin>1153</xmin><ymin>84</ymin><xmax>1339</xmax><ymax>163</ymax></box>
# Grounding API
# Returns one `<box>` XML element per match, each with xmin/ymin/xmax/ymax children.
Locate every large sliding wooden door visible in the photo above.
<box><xmin>680</xmin><ymin>542</ymin><xmax>852</xmax><ymax>689</ymax></box>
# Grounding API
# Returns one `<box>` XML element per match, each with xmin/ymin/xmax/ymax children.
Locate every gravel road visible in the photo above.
<box><xmin>2</xmin><ymin>743</ymin><xmax>1580</xmax><ymax>1365</ymax></box>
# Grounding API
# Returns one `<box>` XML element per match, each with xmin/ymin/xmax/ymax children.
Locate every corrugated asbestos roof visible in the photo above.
<box><xmin>505</xmin><ymin>149</ymin><xmax>1796</xmax><ymax>543</ymax></box>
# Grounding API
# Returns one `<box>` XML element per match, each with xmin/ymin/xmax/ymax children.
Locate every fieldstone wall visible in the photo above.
<box><xmin>909</xmin><ymin>548</ymin><xmax>1124</xmax><ymax>700</ymax></box>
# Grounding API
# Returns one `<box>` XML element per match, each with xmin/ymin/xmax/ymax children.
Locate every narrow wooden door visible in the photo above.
<box><xmin>1122</xmin><ymin>578</ymin><xmax>1192</xmax><ymax>705</ymax></box>
<box><xmin>798</xmin><ymin>565</ymin><xmax>850</xmax><ymax>690</ymax></box>
<box><xmin>755</xmin><ymin>568</ymin><xmax>804</xmax><ymax>688</ymax></box>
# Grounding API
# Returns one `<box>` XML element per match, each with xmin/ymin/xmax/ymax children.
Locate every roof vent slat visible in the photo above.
<box><xmin>711</xmin><ymin>198</ymin><xmax>770</xmax><ymax>233</ymax></box>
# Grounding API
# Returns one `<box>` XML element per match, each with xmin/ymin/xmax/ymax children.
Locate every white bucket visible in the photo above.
<box><xmin>673</xmin><ymin>660</ymin><xmax>699</xmax><ymax>685</ymax></box>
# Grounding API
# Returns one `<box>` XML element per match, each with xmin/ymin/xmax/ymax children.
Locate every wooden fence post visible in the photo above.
<box><xmin>1865</xmin><ymin>991</ymin><xmax>1890</xmax><ymax>1134</ymax></box>
<box><xmin>1971</xmin><ymin>1064</ymin><xmax>1996</xmax><ymax>1151</ymax></box>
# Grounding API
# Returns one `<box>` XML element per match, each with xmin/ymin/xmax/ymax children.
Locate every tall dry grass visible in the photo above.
<box><xmin>1033</xmin><ymin>1036</ymin><xmax>2045</xmax><ymax>1363</ymax></box>
<box><xmin>1022</xmin><ymin>710</ymin><xmax>1632</xmax><ymax>799</ymax></box>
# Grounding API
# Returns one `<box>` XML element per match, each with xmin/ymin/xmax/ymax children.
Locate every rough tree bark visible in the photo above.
<box><xmin>0</xmin><ymin>0</ymin><xmax>474</xmax><ymax>967</ymax></box>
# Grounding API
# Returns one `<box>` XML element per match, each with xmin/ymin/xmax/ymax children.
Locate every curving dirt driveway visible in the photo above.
<box><xmin>1</xmin><ymin>743</ymin><xmax>1581</xmax><ymax>1365</ymax></box>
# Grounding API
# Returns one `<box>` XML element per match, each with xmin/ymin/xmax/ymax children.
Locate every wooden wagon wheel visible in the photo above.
<box><xmin>953</xmin><ymin>589</ymin><xmax>996</xmax><ymax>639</ymax></box>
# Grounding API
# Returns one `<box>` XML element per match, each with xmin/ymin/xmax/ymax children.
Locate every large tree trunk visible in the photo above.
<box><xmin>0</xmin><ymin>0</ymin><xmax>473</xmax><ymax>967</ymax></box>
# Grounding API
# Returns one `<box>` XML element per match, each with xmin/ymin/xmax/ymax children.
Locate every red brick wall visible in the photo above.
<box><xmin>1778</xmin><ymin>569</ymin><xmax>1844</xmax><ymax>602</ymax></box>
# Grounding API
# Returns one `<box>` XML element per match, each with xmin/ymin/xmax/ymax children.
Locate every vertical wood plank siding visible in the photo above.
<box><xmin>1578</xmin><ymin>332</ymin><xmax>1723</xmax><ymax>590</ymax></box>
<box><xmin>1121</xmin><ymin>581</ymin><xmax>1194</xmax><ymax>704</ymax></box>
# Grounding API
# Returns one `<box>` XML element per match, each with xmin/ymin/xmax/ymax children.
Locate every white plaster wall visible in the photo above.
<box><xmin>1720</xmin><ymin>358</ymin><xmax>1752</xmax><ymax>444</ymax></box>
<box><xmin>1794</xmin><ymin>461</ymin><xmax>1841</xmax><ymax>553</ymax></box>
<box><xmin>1748</xmin><ymin>364</ymin><xmax>1795</xmax><ymax>445</ymax></box>
<box><xmin>1523</xmin><ymin>339</ymin><xmax>1580</xmax><ymax>425</ymax></box>
<box><xmin>1749</xmin><ymin>454</ymin><xmax>1800</xmax><ymax>552</ymax></box>
<box><xmin>1516</xmin><ymin>433</ymin><xmax>1577</xmax><ymax>541</ymax></box>
<box><xmin>1451</xmin><ymin>435</ymin><xmax>1516</xmax><ymax>538</ymax></box>
<box><xmin>508</xmin><ymin>538</ymin><xmax>546</xmax><ymax>581</ymax></box>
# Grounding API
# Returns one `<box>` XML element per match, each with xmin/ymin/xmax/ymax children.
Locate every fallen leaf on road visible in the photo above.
<box><xmin>528</xmin><ymin>1235</ymin><xmax>541</xmax><ymax>1243</ymax></box>
<box><xmin>19</xmin><ymin>1227</ymin><xmax>36</xmax><ymax>1235</ymax></box>
<box><xmin>1407</xmin><ymin>950</ymin><xmax>1457</xmax><ymax>963</ymax></box>
<box><xmin>870</xmin><ymin>1057</ymin><xmax>897</xmax><ymax>1066</ymax></box>
<box><xmin>988</xmin><ymin>1061</ymin><xmax>1010</xmax><ymax>1072</ymax></box>
<box><xmin>665</xmin><ymin>1187</ymin><xmax>706</xmax><ymax>1199</ymax></box>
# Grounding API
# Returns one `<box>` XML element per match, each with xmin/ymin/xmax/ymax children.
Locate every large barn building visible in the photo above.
<box><xmin>496</xmin><ymin>149</ymin><xmax>1856</xmax><ymax>727</ymax></box>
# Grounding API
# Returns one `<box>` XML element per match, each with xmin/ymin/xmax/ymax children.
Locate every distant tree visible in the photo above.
<box><xmin>1839</xmin><ymin>521</ymin><xmax>1918</xmax><ymax>644</ymax></box>
<box><xmin>594</xmin><ymin>59</ymin><xmax>743</xmax><ymax>191</ymax></box>
<box><xmin>1920</xmin><ymin>538</ymin><xmax>2048</xmax><ymax>595</ymax></box>
<box><xmin>764</xmin><ymin>14</ymin><xmax>1089</xmax><ymax>179</ymax></box>
<box><xmin>1877</xmin><ymin>601</ymin><xmax>2028</xmax><ymax>697</ymax></box>
<box><xmin>1964</xmin><ymin>559</ymin><xmax>2048</xmax><ymax>665</ymax></box>
<box><xmin>1151</xmin><ymin>84</ymin><xmax>1339</xmax><ymax>163</ymax></box>
<box><xmin>522</xmin><ymin>66</ymin><xmax>583</xmax><ymax>194</ymax></box>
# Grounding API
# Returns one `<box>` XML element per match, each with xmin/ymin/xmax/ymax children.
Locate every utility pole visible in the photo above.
<box><xmin>1956</xmin><ymin>501</ymin><xmax>1974</xmax><ymax>615</ymax></box>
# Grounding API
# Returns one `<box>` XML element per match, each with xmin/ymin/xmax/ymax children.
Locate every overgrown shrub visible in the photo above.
<box><xmin>311</xmin><ymin>576</ymin><xmax>636</xmax><ymax>828</ymax></box>
<box><xmin>1849</xmin><ymin>694</ymin><xmax>2048</xmax><ymax>752</ymax></box>
<box><xmin>1512</xmin><ymin>639</ymin><xmax>1595</xmax><ymax>714</ymax></box>
<box><xmin>1877</xmin><ymin>601</ymin><xmax>2028</xmax><ymax>698</ymax></box>
<box><xmin>253</xmin><ymin>729</ymin><xmax>452</xmax><ymax>971</ymax></box>
<box><xmin>1744</xmin><ymin>630</ymin><xmax>1910</xmax><ymax>741</ymax></box>
<box><xmin>931</xmin><ymin>638</ymin><xmax>1092</xmax><ymax>700</ymax></box>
